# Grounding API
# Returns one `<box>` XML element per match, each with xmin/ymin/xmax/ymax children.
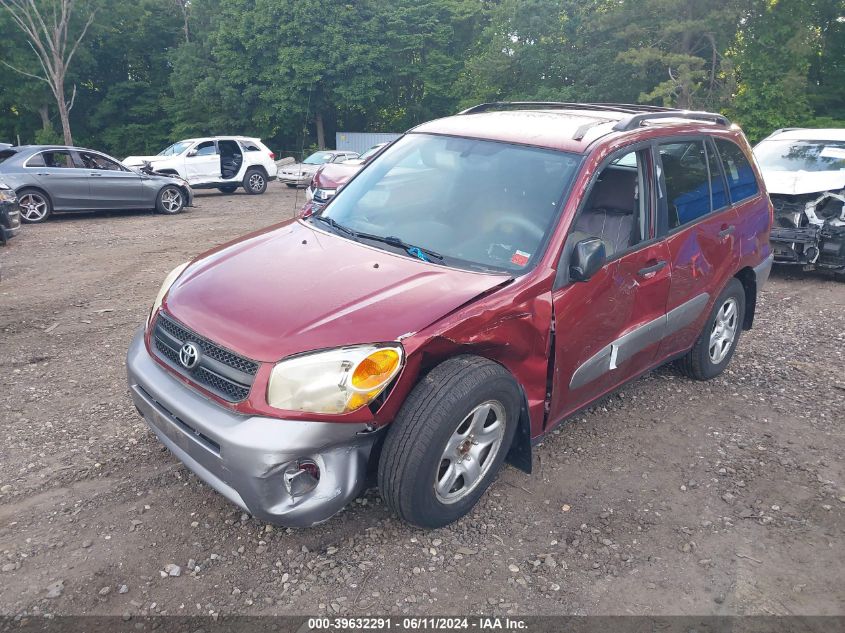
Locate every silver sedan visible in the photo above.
<box><xmin>0</xmin><ymin>145</ymin><xmax>193</xmax><ymax>223</ymax></box>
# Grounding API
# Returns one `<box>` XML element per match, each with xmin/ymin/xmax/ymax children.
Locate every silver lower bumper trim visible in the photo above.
<box><xmin>126</xmin><ymin>328</ymin><xmax>381</xmax><ymax>527</ymax></box>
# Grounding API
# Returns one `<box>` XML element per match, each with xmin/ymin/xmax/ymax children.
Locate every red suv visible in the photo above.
<box><xmin>127</xmin><ymin>103</ymin><xmax>773</xmax><ymax>528</ymax></box>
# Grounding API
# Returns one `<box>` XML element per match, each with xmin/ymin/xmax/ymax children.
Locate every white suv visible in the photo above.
<box><xmin>124</xmin><ymin>137</ymin><xmax>278</xmax><ymax>195</ymax></box>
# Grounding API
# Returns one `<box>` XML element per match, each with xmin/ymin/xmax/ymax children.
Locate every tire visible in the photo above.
<box><xmin>243</xmin><ymin>169</ymin><xmax>267</xmax><ymax>195</ymax></box>
<box><xmin>378</xmin><ymin>355</ymin><xmax>520</xmax><ymax>528</ymax></box>
<box><xmin>285</xmin><ymin>183</ymin><xmax>297</xmax><ymax>188</ymax></box>
<box><xmin>217</xmin><ymin>185</ymin><xmax>238</xmax><ymax>194</ymax></box>
<box><xmin>155</xmin><ymin>185</ymin><xmax>186</xmax><ymax>215</ymax></box>
<box><xmin>17</xmin><ymin>188</ymin><xmax>52</xmax><ymax>223</ymax></box>
<box><xmin>677</xmin><ymin>278</ymin><xmax>746</xmax><ymax>380</ymax></box>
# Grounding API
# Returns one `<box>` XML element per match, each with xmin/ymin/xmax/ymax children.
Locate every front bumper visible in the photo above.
<box><xmin>184</xmin><ymin>186</ymin><xmax>195</xmax><ymax>207</ymax></box>
<box><xmin>0</xmin><ymin>201</ymin><xmax>20</xmax><ymax>242</ymax></box>
<box><xmin>278</xmin><ymin>174</ymin><xmax>312</xmax><ymax>186</ymax></box>
<box><xmin>126</xmin><ymin>328</ymin><xmax>381</xmax><ymax>526</ymax></box>
<box><xmin>1</xmin><ymin>223</ymin><xmax>20</xmax><ymax>242</ymax></box>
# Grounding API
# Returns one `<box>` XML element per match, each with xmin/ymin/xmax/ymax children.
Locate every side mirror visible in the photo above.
<box><xmin>569</xmin><ymin>238</ymin><xmax>606</xmax><ymax>282</ymax></box>
<box><xmin>186</xmin><ymin>149</ymin><xmax>198</xmax><ymax>158</ymax></box>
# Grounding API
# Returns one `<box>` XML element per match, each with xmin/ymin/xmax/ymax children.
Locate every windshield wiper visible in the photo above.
<box><xmin>356</xmin><ymin>232</ymin><xmax>444</xmax><ymax>263</ymax></box>
<box><xmin>311</xmin><ymin>215</ymin><xmax>358</xmax><ymax>239</ymax></box>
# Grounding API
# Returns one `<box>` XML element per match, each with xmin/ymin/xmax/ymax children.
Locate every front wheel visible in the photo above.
<box><xmin>378</xmin><ymin>356</ymin><xmax>520</xmax><ymax>528</ymax></box>
<box><xmin>243</xmin><ymin>169</ymin><xmax>267</xmax><ymax>195</ymax></box>
<box><xmin>18</xmin><ymin>189</ymin><xmax>52</xmax><ymax>223</ymax></box>
<box><xmin>677</xmin><ymin>278</ymin><xmax>746</xmax><ymax>380</ymax></box>
<box><xmin>156</xmin><ymin>186</ymin><xmax>186</xmax><ymax>215</ymax></box>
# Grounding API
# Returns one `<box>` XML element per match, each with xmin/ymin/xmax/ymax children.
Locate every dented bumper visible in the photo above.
<box><xmin>126</xmin><ymin>328</ymin><xmax>379</xmax><ymax>527</ymax></box>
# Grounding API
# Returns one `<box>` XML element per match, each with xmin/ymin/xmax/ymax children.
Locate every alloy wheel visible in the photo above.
<box><xmin>19</xmin><ymin>193</ymin><xmax>48</xmax><ymax>222</ymax></box>
<box><xmin>248</xmin><ymin>173</ymin><xmax>265</xmax><ymax>192</ymax></box>
<box><xmin>709</xmin><ymin>297</ymin><xmax>738</xmax><ymax>364</ymax></box>
<box><xmin>161</xmin><ymin>188</ymin><xmax>183</xmax><ymax>212</ymax></box>
<box><xmin>434</xmin><ymin>400</ymin><xmax>506</xmax><ymax>504</ymax></box>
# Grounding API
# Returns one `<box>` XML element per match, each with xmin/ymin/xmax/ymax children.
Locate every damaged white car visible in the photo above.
<box><xmin>755</xmin><ymin>128</ymin><xmax>845</xmax><ymax>277</ymax></box>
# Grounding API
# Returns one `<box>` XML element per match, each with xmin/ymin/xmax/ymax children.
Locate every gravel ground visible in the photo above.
<box><xmin>0</xmin><ymin>185</ymin><xmax>843</xmax><ymax>618</ymax></box>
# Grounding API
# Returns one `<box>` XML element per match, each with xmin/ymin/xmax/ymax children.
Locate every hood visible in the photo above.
<box><xmin>762</xmin><ymin>169</ymin><xmax>845</xmax><ymax>196</ymax></box>
<box><xmin>124</xmin><ymin>155</ymin><xmax>170</xmax><ymax>165</ymax></box>
<box><xmin>163</xmin><ymin>220</ymin><xmax>510</xmax><ymax>362</ymax></box>
<box><xmin>313</xmin><ymin>163</ymin><xmax>361</xmax><ymax>189</ymax></box>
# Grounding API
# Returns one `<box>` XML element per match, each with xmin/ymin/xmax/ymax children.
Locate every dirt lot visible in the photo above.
<box><xmin>0</xmin><ymin>185</ymin><xmax>843</xmax><ymax>618</ymax></box>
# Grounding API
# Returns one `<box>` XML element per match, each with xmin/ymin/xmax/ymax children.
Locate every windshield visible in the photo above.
<box><xmin>303</xmin><ymin>151</ymin><xmax>335</xmax><ymax>165</ymax></box>
<box><xmin>318</xmin><ymin>133</ymin><xmax>581</xmax><ymax>273</ymax></box>
<box><xmin>158</xmin><ymin>141</ymin><xmax>192</xmax><ymax>157</ymax></box>
<box><xmin>359</xmin><ymin>144</ymin><xmax>386</xmax><ymax>161</ymax></box>
<box><xmin>755</xmin><ymin>140</ymin><xmax>845</xmax><ymax>172</ymax></box>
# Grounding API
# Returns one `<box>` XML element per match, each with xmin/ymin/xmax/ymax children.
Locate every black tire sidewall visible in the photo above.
<box><xmin>694</xmin><ymin>279</ymin><xmax>746</xmax><ymax>379</ymax></box>
<box><xmin>156</xmin><ymin>186</ymin><xmax>185</xmax><ymax>215</ymax></box>
<box><xmin>18</xmin><ymin>189</ymin><xmax>52</xmax><ymax>224</ymax></box>
<box><xmin>243</xmin><ymin>169</ymin><xmax>267</xmax><ymax>195</ymax></box>
<box><xmin>391</xmin><ymin>368</ymin><xmax>520</xmax><ymax>528</ymax></box>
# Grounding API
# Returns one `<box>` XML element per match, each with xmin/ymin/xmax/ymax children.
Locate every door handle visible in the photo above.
<box><xmin>719</xmin><ymin>225</ymin><xmax>735</xmax><ymax>239</ymax></box>
<box><xmin>637</xmin><ymin>260</ymin><xmax>667</xmax><ymax>277</ymax></box>
<box><xmin>36</xmin><ymin>173</ymin><xmax>50</xmax><ymax>176</ymax></box>
<box><xmin>89</xmin><ymin>172</ymin><xmax>103</xmax><ymax>176</ymax></box>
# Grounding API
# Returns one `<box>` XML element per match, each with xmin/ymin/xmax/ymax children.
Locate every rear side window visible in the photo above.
<box><xmin>27</xmin><ymin>151</ymin><xmax>75</xmax><ymax>168</ymax></box>
<box><xmin>659</xmin><ymin>140</ymin><xmax>712</xmax><ymax>229</ymax></box>
<box><xmin>715</xmin><ymin>139</ymin><xmax>758</xmax><ymax>203</ymax></box>
<box><xmin>241</xmin><ymin>142</ymin><xmax>261</xmax><ymax>151</ymax></box>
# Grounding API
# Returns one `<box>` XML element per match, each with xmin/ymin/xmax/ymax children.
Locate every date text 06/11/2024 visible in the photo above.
<box><xmin>307</xmin><ymin>617</ymin><xmax>528</xmax><ymax>630</ymax></box>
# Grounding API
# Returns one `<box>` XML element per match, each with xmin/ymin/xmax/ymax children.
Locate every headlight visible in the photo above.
<box><xmin>0</xmin><ymin>187</ymin><xmax>15</xmax><ymax>202</ymax></box>
<box><xmin>267</xmin><ymin>344</ymin><xmax>403</xmax><ymax>414</ymax></box>
<box><xmin>147</xmin><ymin>262</ymin><xmax>189</xmax><ymax>326</ymax></box>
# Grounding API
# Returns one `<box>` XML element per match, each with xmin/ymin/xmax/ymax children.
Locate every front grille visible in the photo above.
<box><xmin>152</xmin><ymin>312</ymin><xmax>258</xmax><ymax>402</ymax></box>
<box><xmin>157</xmin><ymin>315</ymin><xmax>258</xmax><ymax>375</ymax></box>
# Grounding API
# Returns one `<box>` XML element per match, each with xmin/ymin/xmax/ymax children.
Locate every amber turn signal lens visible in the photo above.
<box><xmin>351</xmin><ymin>349</ymin><xmax>401</xmax><ymax>391</ymax></box>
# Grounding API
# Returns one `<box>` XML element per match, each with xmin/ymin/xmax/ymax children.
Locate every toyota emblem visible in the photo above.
<box><xmin>179</xmin><ymin>342</ymin><xmax>200</xmax><ymax>369</ymax></box>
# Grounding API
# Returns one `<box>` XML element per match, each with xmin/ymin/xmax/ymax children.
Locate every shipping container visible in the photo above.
<box><xmin>335</xmin><ymin>132</ymin><xmax>401</xmax><ymax>155</ymax></box>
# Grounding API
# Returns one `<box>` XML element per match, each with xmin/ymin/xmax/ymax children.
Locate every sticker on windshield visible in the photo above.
<box><xmin>819</xmin><ymin>147</ymin><xmax>845</xmax><ymax>160</ymax></box>
<box><xmin>510</xmin><ymin>250</ymin><xmax>531</xmax><ymax>267</ymax></box>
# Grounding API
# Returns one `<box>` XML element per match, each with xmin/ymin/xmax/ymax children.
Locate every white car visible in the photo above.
<box><xmin>278</xmin><ymin>150</ymin><xmax>360</xmax><ymax>187</ymax></box>
<box><xmin>124</xmin><ymin>137</ymin><xmax>278</xmax><ymax>195</ymax></box>
<box><xmin>755</xmin><ymin>128</ymin><xmax>845</xmax><ymax>275</ymax></box>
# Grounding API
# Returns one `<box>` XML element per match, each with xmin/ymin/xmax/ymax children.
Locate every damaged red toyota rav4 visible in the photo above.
<box><xmin>127</xmin><ymin>103</ymin><xmax>773</xmax><ymax>528</ymax></box>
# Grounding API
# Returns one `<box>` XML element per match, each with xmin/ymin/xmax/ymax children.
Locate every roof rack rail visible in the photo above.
<box><xmin>766</xmin><ymin>127</ymin><xmax>804</xmax><ymax>137</ymax></box>
<box><xmin>458</xmin><ymin>102</ymin><xmax>676</xmax><ymax>116</ymax></box>
<box><xmin>612</xmin><ymin>110</ymin><xmax>730</xmax><ymax>131</ymax></box>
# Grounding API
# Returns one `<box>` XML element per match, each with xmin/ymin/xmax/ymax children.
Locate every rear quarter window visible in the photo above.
<box><xmin>715</xmin><ymin>139</ymin><xmax>759</xmax><ymax>203</ymax></box>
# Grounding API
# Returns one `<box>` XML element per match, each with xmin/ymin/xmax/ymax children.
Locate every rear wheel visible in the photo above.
<box><xmin>677</xmin><ymin>278</ymin><xmax>746</xmax><ymax>380</ymax></box>
<box><xmin>156</xmin><ymin>185</ymin><xmax>185</xmax><ymax>215</ymax></box>
<box><xmin>243</xmin><ymin>169</ymin><xmax>267</xmax><ymax>195</ymax></box>
<box><xmin>18</xmin><ymin>189</ymin><xmax>52</xmax><ymax>223</ymax></box>
<box><xmin>217</xmin><ymin>185</ymin><xmax>238</xmax><ymax>194</ymax></box>
<box><xmin>378</xmin><ymin>356</ymin><xmax>520</xmax><ymax>528</ymax></box>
